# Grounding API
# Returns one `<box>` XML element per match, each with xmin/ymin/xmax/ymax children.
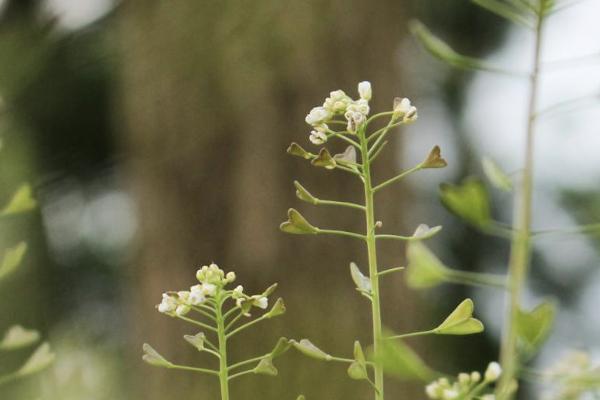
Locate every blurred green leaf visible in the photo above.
<box><xmin>0</xmin><ymin>325</ymin><xmax>40</xmax><ymax>351</ymax></box>
<box><xmin>433</xmin><ymin>299</ymin><xmax>485</xmax><ymax>335</ymax></box>
<box><xmin>482</xmin><ymin>157</ymin><xmax>513</xmax><ymax>191</ymax></box>
<box><xmin>280</xmin><ymin>208</ymin><xmax>318</xmax><ymax>235</ymax></box>
<box><xmin>16</xmin><ymin>342</ymin><xmax>55</xmax><ymax>377</ymax></box>
<box><xmin>1</xmin><ymin>184</ymin><xmax>36</xmax><ymax>216</ymax></box>
<box><xmin>0</xmin><ymin>242</ymin><xmax>28</xmax><ymax>281</ymax></box>
<box><xmin>411</xmin><ymin>224</ymin><xmax>443</xmax><ymax>240</ymax></box>
<box><xmin>471</xmin><ymin>0</ymin><xmax>534</xmax><ymax>27</ymax></box>
<box><xmin>374</xmin><ymin>333</ymin><xmax>435</xmax><ymax>381</ymax></box>
<box><xmin>516</xmin><ymin>301</ymin><xmax>556</xmax><ymax>356</ymax></box>
<box><xmin>410</xmin><ymin>20</ymin><xmax>524</xmax><ymax>76</ymax></box>
<box><xmin>406</xmin><ymin>241</ymin><xmax>449</xmax><ymax>289</ymax></box>
<box><xmin>439</xmin><ymin>179</ymin><xmax>492</xmax><ymax>228</ymax></box>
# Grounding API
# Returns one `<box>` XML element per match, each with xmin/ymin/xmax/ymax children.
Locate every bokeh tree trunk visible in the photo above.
<box><xmin>118</xmin><ymin>1</ymin><xmax>423</xmax><ymax>399</ymax></box>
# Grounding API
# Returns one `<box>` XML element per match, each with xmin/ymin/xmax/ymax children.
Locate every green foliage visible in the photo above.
<box><xmin>516</xmin><ymin>301</ymin><xmax>556</xmax><ymax>357</ymax></box>
<box><xmin>439</xmin><ymin>179</ymin><xmax>492</xmax><ymax>229</ymax></box>
<box><xmin>374</xmin><ymin>335</ymin><xmax>435</xmax><ymax>382</ymax></box>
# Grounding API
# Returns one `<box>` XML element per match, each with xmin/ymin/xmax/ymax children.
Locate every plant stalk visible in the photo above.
<box><xmin>360</xmin><ymin>128</ymin><xmax>384</xmax><ymax>400</ymax></box>
<box><xmin>497</xmin><ymin>8</ymin><xmax>545</xmax><ymax>400</ymax></box>
<box><xmin>216</xmin><ymin>296</ymin><xmax>230</xmax><ymax>400</ymax></box>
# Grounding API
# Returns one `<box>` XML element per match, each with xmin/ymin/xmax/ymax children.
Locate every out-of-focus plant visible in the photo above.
<box><xmin>0</xmin><ymin>181</ymin><xmax>55</xmax><ymax>386</ymax></box>
<box><xmin>281</xmin><ymin>82</ymin><xmax>490</xmax><ymax>400</ymax></box>
<box><xmin>142</xmin><ymin>263</ymin><xmax>288</xmax><ymax>400</ymax></box>
<box><xmin>411</xmin><ymin>1</ymin><xmax>600</xmax><ymax>399</ymax></box>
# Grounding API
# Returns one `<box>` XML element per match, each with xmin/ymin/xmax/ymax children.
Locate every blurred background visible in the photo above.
<box><xmin>0</xmin><ymin>0</ymin><xmax>598</xmax><ymax>399</ymax></box>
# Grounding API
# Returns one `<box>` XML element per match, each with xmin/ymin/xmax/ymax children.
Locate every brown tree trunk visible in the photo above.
<box><xmin>118</xmin><ymin>1</ymin><xmax>422</xmax><ymax>399</ymax></box>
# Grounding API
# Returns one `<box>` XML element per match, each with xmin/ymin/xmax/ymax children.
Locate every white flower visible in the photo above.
<box><xmin>305</xmin><ymin>106</ymin><xmax>331</xmax><ymax>126</ymax></box>
<box><xmin>158</xmin><ymin>293</ymin><xmax>177</xmax><ymax>313</ymax></box>
<box><xmin>323</xmin><ymin>90</ymin><xmax>351</xmax><ymax>114</ymax></box>
<box><xmin>253</xmin><ymin>296</ymin><xmax>268</xmax><ymax>309</ymax></box>
<box><xmin>175</xmin><ymin>304</ymin><xmax>191</xmax><ymax>316</ymax></box>
<box><xmin>358</xmin><ymin>81</ymin><xmax>372</xmax><ymax>101</ymax></box>
<box><xmin>189</xmin><ymin>285</ymin><xmax>206</xmax><ymax>305</ymax></box>
<box><xmin>442</xmin><ymin>389</ymin><xmax>459</xmax><ymax>400</ymax></box>
<box><xmin>485</xmin><ymin>362</ymin><xmax>502</xmax><ymax>382</ymax></box>
<box><xmin>393</xmin><ymin>97</ymin><xmax>418</xmax><ymax>122</ymax></box>
<box><xmin>425</xmin><ymin>382</ymin><xmax>440</xmax><ymax>399</ymax></box>
<box><xmin>309</xmin><ymin>130</ymin><xmax>328</xmax><ymax>145</ymax></box>
<box><xmin>177</xmin><ymin>291</ymin><xmax>190</xmax><ymax>303</ymax></box>
<box><xmin>201</xmin><ymin>283</ymin><xmax>217</xmax><ymax>296</ymax></box>
<box><xmin>345</xmin><ymin>111</ymin><xmax>366</xmax><ymax>133</ymax></box>
<box><xmin>233</xmin><ymin>285</ymin><xmax>244</xmax><ymax>298</ymax></box>
<box><xmin>347</xmin><ymin>99</ymin><xmax>370</xmax><ymax>116</ymax></box>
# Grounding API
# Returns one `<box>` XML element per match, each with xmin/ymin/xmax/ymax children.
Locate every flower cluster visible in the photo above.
<box><xmin>425</xmin><ymin>362</ymin><xmax>502</xmax><ymax>400</ymax></box>
<box><xmin>304</xmin><ymin>81</ymin><xmax>418</xmax><ymax>145</ymax></box>
<box><xmin>157</xmin><ymin>263</ymin><xmax>237</xmax><ymax>316</ymax></box>
<box><xmin>543</xmin><ymin>351</ymin><xmax>600</xmax><ymax>400</ymax></box>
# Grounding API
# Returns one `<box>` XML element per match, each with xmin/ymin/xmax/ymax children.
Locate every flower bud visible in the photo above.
<box><xmin>225</xmin><ymin>271</ymin><xmax>236</xmax><ymax>283</ymax></box>
<box><xmin>484</xmin><ymin>362</ymin><xmax>502</xmax><ymax>382</ymax></box>
<box><xmin>358</xmin><ymin>81</ymin><xmax>372</xmax><ymax>101</ymax></box>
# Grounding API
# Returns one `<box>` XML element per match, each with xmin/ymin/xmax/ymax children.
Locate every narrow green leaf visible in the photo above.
<box><xmin>516</xmin><ymin>301</ymin><xmax>556</xmax><ymax>356</ymax></box>
<box><xmin>270</xmin><ymin>337</ymin><xmax>292</xmax><ymax>359</ymax></box>
<box><xmin>16</xmin><ymin>343</ymin><xmax>55</xmax><ymax>377</ymax></box>
<box><xmin>410</xmin><ymin>20</ymin><xmax>525</xmax><ymax>76</ymax></box>
<box><xmin>254</xmin><ymin>357</ymin><xmax>278</xmax><ymax>376</ymax></box>
<box><xmin>0</xmin><ymin>326</ymin><xmax>40</xmax><ymax>351</ymax></box>
<box><xmin>406</xmin><ymin>241</ymin><xmax>449</xmax><ymax>289</ymax></box>
<box><xmin>1</xmin><ymin>184</ymin><xmax>36</xmax><ymax>216</ymax></box>
<box><xmin>294</xmin><ymin>181</ymin><xmax>318</xmax><ymax>204</ymax></box>
<box><xmin>0</xmin><ymin>242</ymin><xmax>28</xmax><ymax>281</ymax></box>
<box><xmin>280</xmin><ymin>208</ymin><xmax>318</xmax><ymax>235</ymax></box>
<box><xmin>290</xmin><ymin>339</ymin><xmax>331</xmax><ymax>361</ymax></box>
<box><xmin>482</xmin><ymin>157</ymin><xmax>513</xmax><ymax>191</ymax></box>
<box><xmin>311</xmin><ymin>148</ymin><xmax>337</xmax><ymax>170</ymax></box>
<box><xmin>350</xmin><ymin>262</ymin><xmax>372</xmax><ymax>295</ymax></box>
<box><xmin>433</xmin><ymin>299</ymin><xmax>485</xmax><ymax>335</ymax></box>
<box><xmin>142</xmin><ymin>343</ymin><xmax>173</xmax><ymax>368</ymax></box>
<box><xmin>374</xmin><ymin>333</ymin><xmax>435</xmax><ymax>381</ymax></box>
<box><xmin>471</xmin><ymin>0</ymin><xmax>534</xmax><ymax>27</ymax></box>
<box><xmin>439</xmin><ymin>179</ymin><xmax>492</xmax><ymax>228</ymax></box>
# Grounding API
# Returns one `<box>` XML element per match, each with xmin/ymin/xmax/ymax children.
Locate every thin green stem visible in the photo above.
<box><xmin>372</xmin><ymin>165</ymin><xmax>423</xmax><ymax>193</ymax></box>
<box><xmin>497</xmin><ymin>8</ymin><xmax>545</xmax><ymax>400</ymax></box>
<box><xmin>228</xmin><ymin>369</ymin><xmax>255</xmax><ymax>381</ymax></box>
<box><xmin>333</xmin><ymin>133</ymin><xmax>361</xmax><ymax>148</ymax></box>
<box><xmin>369</xmin><ymin>141</ymin><xmax>388</xmax><ymax>163</ymax></box>
<box><xmin>359</xmin><ymin>126</ymin><xmax>385</xmax><ymax>400</ymax></box>
<box><xmin>386</xmin><ymin>330</ymin><xmax>434</xmax><ymax>340</ymax></box>
<box><xmin>376</xmin><ymin>266</ymin><xmax>405</xmax><ymax>277</ymax></box>
<box><xmin>445</xmin><ymin>270</ymin><xmax>508</xmax><ymax>290</ymax></box>
<box><xmin>226</xmin><ymin>315</ymin><xmax>268</xmax><ymax>339</ymax></box>
<box><xmin>225</xmin><ymin>311</ymin><xmax>245</xmax><ymax>331</ymax></box>
<box><xmin>228</xmin><ymin>354</ymin><xmax>268</xmax><ymax>371</ymax></box>
<box><xmin>216</xmin><ymin>295</ymin><xmax>230</xmax><ymax>400</ymax></box>
<box><xmin>375</xmin><ymin>234</ymin><xmax>416</xmax><ymax>241</ymax></box>
<box><xmin>191</xmin><ymin>306</ymin><xmax>218</xmax><ymax>322</ymax></box>
<box><xmin>316</xmin><ymin>228</ymin><xmax>366</xmax><ymax>240</ymax></box>
<box><xmin>315</xmin><ymin>198</ymin><xmax>365</xmax><ymax>211</ymax></box>
<box><xmin>176</xmin><ymin>315</ymin><xmax>217</xmax><ymax>332</ymax></box>
<box><xmin>168</xmin><ymin>364</ymin><xmax>219</xmax><ymax>376</ymax></box>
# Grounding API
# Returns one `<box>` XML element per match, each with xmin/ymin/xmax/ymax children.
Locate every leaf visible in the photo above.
<box><xmin>350</xmin><ymin>262</ymin><xmax>372</xmax><ymax>295</ymax></box>
<box><xmin>287</xmin><ymin>142</ymin><xmax>312</xmax><ymax>159</ymax></box>
<box><xmin>183</xmin><ymin>332</ymin><xmax>205</xmax><ymax>351</ymax></box>
<box><xmin>471</xmin><ymin>0</ymin><xmax>534</xmax><ymax>27</ymax></box>
<box><xmin>280</xmin><ymin>209</ymin><xmax>318</xmax><ymax>235</ymax></box>
<box><xmin>1</xmin><ymin>184</ymin><xmax>36</xmax><ymax>216</ymax></box>
<box><xmin>374</xmin><ymin>333</ymin><xmax>435</xmax><ymax>381</ymax></box>
<box><xmin>254</xmin><ymin>357</ymin><xmax>278</xmax><ymax>376</ymax></box>
<box><xmin>411</xmin><ymin>224</ymin><xmax>443</xmax><ymax>240</ymax></box>
<box><xmin>410</xmin><ymin>20</ymin><xmax>523</xmax><ymax>76</ymax></box>
<box><xmin>406</xmin><ymin>241</ymin><xmax>449</xmax><ymax>289</ymax></box>
<box><xmin>294</xmin><ymin>181</ymin><xmax>318</xmax><ymax>204</ymax></box>
<box><xmin>270</xmin><ymin>337</ymin><xmax>292</xmax><ymax>359</ymax></box>
<box><xmin>142</xmin><ymin>343</ymin><xmax>173</xmax><ymax>368</ymax></box>
<box><xmin>516</xmin><ymin>301</ymin><xmax>556</xmax><ymax>355</ymax></box>
<box><xmin>266</xmin><ymin>298</ymin><xmax>286</xmax><ymax>318</ymax></box>
<box><xmin>0</xmin><ymin>326</ymin><xmax>40</xmax><ymax>351</ymax></box>
<box><xmin>311</xmin><ymin>148</ymin><xmax>337</xmax><ymax>170</ymax></box>
<box><xmin>482</xmin><ymin>157</ymin><xmax>513</xmax><ymax>191</ymax></box>
<box><xmin>290</xmin><ymin>339</ymin><xmax>331</xmax><ymax>361</ymax></box>
<box><xmin>439</xmin><ymin>179</ymin><xmax>492</xmax><ymax>228</ymax></box>
<box><xmin>433</xmin><ymin>299</ymin><xmax>485</xmax><ymax>335</ymax></box>
<box><xmin>0</xmin><ymin>242</ymin><xmax>28</xmax><ymax>281</ymax></box>
<box><xmin>347</xmin><ymin>341</ymin><xmax>368</xmax><ymax>380</ymax></box>
<box><xmin>421</xmin><ymin>146</ymin><xmax>447</xmax><ymax>169</ymax></box>
<box><xmin>333</xmin><ymin>146</ymin><xmax>357</xmax><ymax>164</ymax></box>
<box><xmin>16</xmin><ymin>342</ymin><xmax>55</xmax><ymax>377</ymax></box>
